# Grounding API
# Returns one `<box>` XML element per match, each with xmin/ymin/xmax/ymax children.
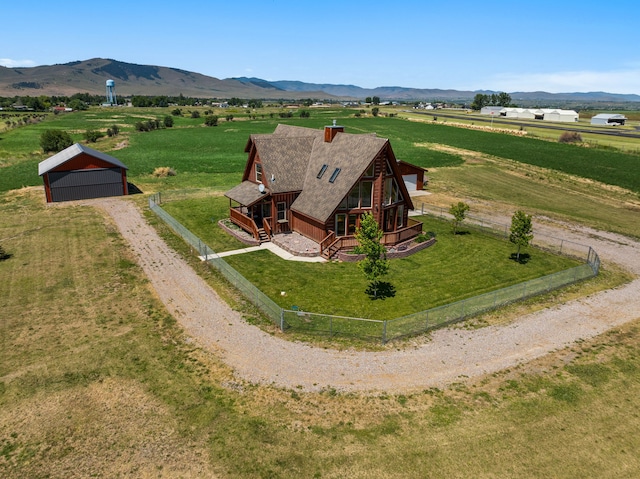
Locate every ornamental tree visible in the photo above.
<box><xmin>449</xmin><ymin>201</ymin><xmax>470</xmax><ymax>234</ymax></box>
<box><xmin>355</xmin><ymin>213</ymin><xmax>389</xmax><ymax>298</ymax></box>
<box><xmin>509</xmin><ymin>210</ymin><xmax>534</xmax><ymax>262</ymax></box>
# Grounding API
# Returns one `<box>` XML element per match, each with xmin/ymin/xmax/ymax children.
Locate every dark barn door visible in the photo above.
<box><xmin>48</xmin><ymin>168</ymin><xmax>124</xmax><ymax>202</ymax></box>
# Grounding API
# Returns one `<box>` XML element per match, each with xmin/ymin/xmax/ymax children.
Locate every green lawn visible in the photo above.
<box><xmin>220</xmin><ymin>215</ymin><xmax>580</xmax><ymax>320</ymax></box>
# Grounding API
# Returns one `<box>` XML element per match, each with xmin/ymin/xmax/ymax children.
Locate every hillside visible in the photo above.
<box><xmin>1</xmin><ymin>58</ymin><xmax>639</xmax><ymax>103</ymax></box>
<box><xmin>0</xmin><ymin>58</ymin><xmax>331</xmax><ymax>99</ymax></box>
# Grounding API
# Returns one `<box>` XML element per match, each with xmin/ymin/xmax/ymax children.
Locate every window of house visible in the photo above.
<box><xmin>335</xmin><ymin>213</ymin><xmax>346</xmax><ymax>236</ymax></box>
<box><xmin>360</xmin><ymin>181</ymin><xmax>372</xmax><ymax>208</ymax></box>
<box><xmin>364</xmin><ymin>162</ymin><xmax>375</xmax><ymax>177</ymax></box>
<box><xmin>317</xmin><ymin>164</ymin><xmax>328</xmax><ymax>179</ymax></box>
<box><xmin>347</xmin><ymin>184</ymin><xmax>360</xmax><ymax>208</ymax></box>
<box><xmin>385</xmin><ymin>160</ymin><xmax>393</xmax><ymax>176</ymax></box>
<box><xmin>348</xmin><ymin>214</ymin><xmax>358</xmax><ymax>235</ymax></box>
<box><xmin>329</xmin><ymin>168</ymin><xmax>341</xmax><ymax>183</ymax></box>
<box><xmin>397</xmin><ymin>204</ymin><xmax>404</xmax><ymax>228</ymax></box>
<box><xmin>255</xmin><ymin>163</ymin><xmax>262</xmax><ymax>182</ymax></box>
<box><xmin>277</xmin><ymin>202</ymin><xmax>286</xmax><ymax>222</ymax></box>
<box><xmin>384</xmin><ymin>177</ymin><xmax>403</xmax><ymax>205</ymax></box>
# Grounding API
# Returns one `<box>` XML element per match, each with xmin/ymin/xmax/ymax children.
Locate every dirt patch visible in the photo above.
<box><xmin>113</xmin><ymin>139</ymin><xmax>129</xmax><ymax>150</ymax></box>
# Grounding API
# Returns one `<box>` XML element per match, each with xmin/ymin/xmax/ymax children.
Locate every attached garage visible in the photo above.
<box><xmin>39</xmin><ymin>143</ymin><xmax>129</xmax><ymax>203</ymax></box>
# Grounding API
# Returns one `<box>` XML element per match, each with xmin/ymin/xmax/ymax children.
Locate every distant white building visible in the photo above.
<box><xmin>591</xmin><ymin>113</ymin><xmax>627</xmax><ymax>126</ymax></box>
<box><xmin>480</xmin><ymin>106</ymin><xmax>503</xmax><ymax>115</ymax></box>
<box><xmin>543</xmin><ymin>109</ymin><xmax>579</xmax><ymax>122</ymax></box>
<box><xmin>498</xmin><ymin>107</ymin><xmax>578</xmax><ymax>122</ymax></box>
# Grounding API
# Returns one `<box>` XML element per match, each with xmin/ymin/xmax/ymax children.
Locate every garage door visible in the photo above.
<box><xmin>402</xmin><ymin>174</ymin><xmax>417</xmax><ymax>191</ymax></box>
<box><xmin>48</xmin><ymin>168</ymin><xmax>124</xmax><ymax>202</ymax></box>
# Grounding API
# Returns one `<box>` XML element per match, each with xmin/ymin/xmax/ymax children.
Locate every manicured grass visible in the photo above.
<box><xmin>2</xmin><ymin>192</ymin><xmax>640</xmax><ymax>478</ymax></box>
<box><xmin>160</xmin><ymin>193</ymin><xmax>248</xmax><ymax>252</ymax></box>
<box><xmin>222</xmin><ymin>215</ymin><xmax>581</xmax><ymax>320</ymax></box>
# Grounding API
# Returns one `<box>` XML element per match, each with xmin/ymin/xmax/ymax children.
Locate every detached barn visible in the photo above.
<box><xmin>39</xmin><ymin>143</ymin><xmax>129</xmax><ymax>203</ymax></box>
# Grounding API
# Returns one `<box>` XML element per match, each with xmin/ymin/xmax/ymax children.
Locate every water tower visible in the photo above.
<box><xmin>105</xmin><ymin>79</ymin><xmax>116</xmax><ymax>105</ymax></box>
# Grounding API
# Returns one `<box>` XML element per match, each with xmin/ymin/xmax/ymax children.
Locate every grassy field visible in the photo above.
<box><xmin>2</xmin><ymin>191</ymin><xmax>640</xmax><ymax>477</ymax></box>
<box><xmin>2</xmin><ymin>107</ymin><xmax>640</xmax><ymax>477</ymax></box>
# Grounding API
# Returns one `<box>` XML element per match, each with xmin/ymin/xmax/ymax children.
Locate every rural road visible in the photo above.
<box><xmin>96</xmin><ymin>198</ymin><xmax>640</xmax><ymax>394</ymax></box>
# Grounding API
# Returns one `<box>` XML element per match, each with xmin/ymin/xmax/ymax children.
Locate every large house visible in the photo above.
<box><xmin>225</xmin><ymin>123</ymin><xmax>423</xmax><ymax>258</ymax></box>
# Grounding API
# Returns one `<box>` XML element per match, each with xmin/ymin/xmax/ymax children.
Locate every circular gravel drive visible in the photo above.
<box><xmin>96</xmin><ymin>198</ymin><xmax>640</xmax><ymax>394</ymax></box>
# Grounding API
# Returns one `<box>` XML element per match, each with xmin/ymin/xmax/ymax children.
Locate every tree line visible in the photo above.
<box><xmin>470</xmin><ymin>92</ymin><xmax>513</xmax><ymax>110</ymax></box>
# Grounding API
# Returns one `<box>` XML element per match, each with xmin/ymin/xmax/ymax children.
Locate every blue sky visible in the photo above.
<box><xmin>2</xmin><ymin>0</ymin><xmax>640</xmax><ymax>94</ymax></box>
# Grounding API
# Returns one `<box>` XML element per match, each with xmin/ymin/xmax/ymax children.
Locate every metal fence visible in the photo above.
<box><xmin>149</xmin><ymin>193</ymin><xmax>600</xmax><ymax>343</ymax></box>
<box><xmin>149</xmin><ymin>194</ymin><xmax>284</xmax><ymax>326</ymax></box>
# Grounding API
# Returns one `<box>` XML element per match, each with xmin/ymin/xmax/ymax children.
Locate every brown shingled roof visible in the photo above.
<box><xmin>291</xmin><ymin>132</ymin><xmax>388</xmax><ymax>223</ymax></box>
<box><xmin>225</xmin><ymin>180</ymin><xmax>267</xmax><ymax>206</ymax></box>
<box><xmin>229</xmin><ymin>124</ymin><xmax>399</xmax><ymax>223</ymax></box>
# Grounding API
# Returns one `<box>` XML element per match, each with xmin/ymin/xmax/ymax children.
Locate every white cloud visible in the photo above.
<box><xmin>0</xmin><ymin>58</ymin><xmax>37</xmax><ymax>68</ymax></box>
<box><xmin>487</xmin><ymin>68</ymin><xmax>640</xmax><ymax>95</ymax></box>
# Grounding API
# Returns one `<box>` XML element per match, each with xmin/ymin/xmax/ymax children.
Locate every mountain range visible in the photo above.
<box><xmin>1</xmin><ymin>58</ymin><xmax>639</xmax><ymax>103</ymax></box>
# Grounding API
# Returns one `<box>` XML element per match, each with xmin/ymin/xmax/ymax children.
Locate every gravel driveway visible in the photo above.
<box><xmin>95</xmin><ymin>198</ymin><xmax>640</xmax><ymax>394</ymax></box>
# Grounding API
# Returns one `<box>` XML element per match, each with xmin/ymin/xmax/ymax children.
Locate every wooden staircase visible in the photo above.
<box><xmin>321</xmin><ymin>238</ymin><xmax>341</xmax><ymax>259</ymax></box>
<box><xmin>257</xmin><ymin>228</ymin><xmax>270</xmax><ymax>243</ymax></box>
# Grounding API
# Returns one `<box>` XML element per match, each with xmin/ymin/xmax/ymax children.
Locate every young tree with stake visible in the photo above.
<box><xmin>509</xmin><ymin>210</ymin><xmax>534</xmax><ymax>262</ymax></box>
<box><xmin>355</xmin><ymin>213</ymin><xmax>389</xmax><ymax>298</ymax></box>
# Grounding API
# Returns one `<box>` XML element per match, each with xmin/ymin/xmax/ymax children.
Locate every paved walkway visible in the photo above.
<box><xmin>199</xmin><ymin>241</ymin><xmax>326</xmax><ymax>263</ymax></box>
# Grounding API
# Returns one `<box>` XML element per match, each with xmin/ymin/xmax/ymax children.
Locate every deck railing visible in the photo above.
<box><xmin>230</xmin><ymin>207</ymin><xmax>260</xmax><ymax>240</ymax></box>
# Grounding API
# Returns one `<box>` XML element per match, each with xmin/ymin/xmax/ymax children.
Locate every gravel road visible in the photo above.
<box><xmin>95</xmin><ymin>198</ymin><xmax>640</xmax><ymax>394</ymax></box>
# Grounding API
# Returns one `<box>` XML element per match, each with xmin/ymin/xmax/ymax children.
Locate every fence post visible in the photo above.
<box><xmin>382</xmin><ymin>320</ymin><xmax>387</xmax><ymax>344</ymax></box>
<box><xmin>280</xmin><ymin>309</ymin><xmax>284</xmax><ymax>331</ymax></box>
<box><xmin>330</xmin><ymin>316</ymin><xmax>333</xmax><ymax>337</ymax></box>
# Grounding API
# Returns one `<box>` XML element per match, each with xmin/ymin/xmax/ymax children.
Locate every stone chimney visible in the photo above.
<box><xmin>324</xmin><ymin>119</ymin><xmax>344</xmax><ymax>142</ymax></box>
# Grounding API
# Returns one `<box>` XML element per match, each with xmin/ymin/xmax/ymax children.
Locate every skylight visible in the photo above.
<box><xmin>317</xmin><ymin>164</ymin><xmax>328</xmax><ymax>179</ymax></box>
<box><xmin>329</xmin><ymin>168</ymin><xmax>341</xmax><ymax>183</ymax></box>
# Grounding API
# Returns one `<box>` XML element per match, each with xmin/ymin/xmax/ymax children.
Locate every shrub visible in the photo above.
<box><xmin>559</xmin><ymin>131</ymin><xmax>583</xmax><ymax>143</ymax></box>
<box><xmin>225</xmin><ymin>114</ymin><xmax>234</xmax><ymax>122</ymax></box>
<box><xmin>152</xmin><ymin>167</ymin><xmax>176</xmax><ymax>177</ymax></box>
<box><xmin>163</xmin><ymin>115</ymin><xmax>174</xmax><ymax>128</ymax></box>
<box><xmin>191</xmin><ymin>111</ymin><xmax>200</xmax><ymax>119</ymax></box>
<box><xmin>204</xmin><ymin>115</ymin><xmax>219</xmax><ymax>127</ymax></box>
<box><xmin>83</xmin><ymin>129</ymin><xmax>104</xmax><ymax>143</ymax></box>
<box><xmin>171</xmin><ymin>108</ymin><xmax>182</xmax><ymax>116</ymax></box>
<box><xmin>40</xmin><ymin>129</ymin><xmax>73</xmax><ymax>152</ymax></box>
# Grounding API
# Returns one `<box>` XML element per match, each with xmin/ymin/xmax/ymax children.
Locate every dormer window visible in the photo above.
<box><xmin>255</xmin><ymin>163</ymin><xmax>262</xmax><ymax>182</ymax></box>
<box><xmin>317</xmin><ymin>164</ymin><xmax>328</xmax><ymax>179</ymax></box>
<box><xmin>329</xmin><ymin>168</ymin><xmax>341</xmax><ymax>183</ymax></box>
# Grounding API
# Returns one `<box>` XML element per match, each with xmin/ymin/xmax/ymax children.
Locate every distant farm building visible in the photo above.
<box><xmin>480</xmin><ymin>106</ymin><xmax>503</xmax><ymax>116</ymax></box>
<box><xmin>591</xmin><ymin>113</ymin><xmax>627</xmax><ymax>126</ymax></box>
<box><xmin>487</xmin><ymin>107</ymin><xmax>579</xmax><ymax>122</ymax></box>
<box><xmin>38</xmin><ymin>143</ymin><xmax>129</xmax><ymax>203</ymax></box>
